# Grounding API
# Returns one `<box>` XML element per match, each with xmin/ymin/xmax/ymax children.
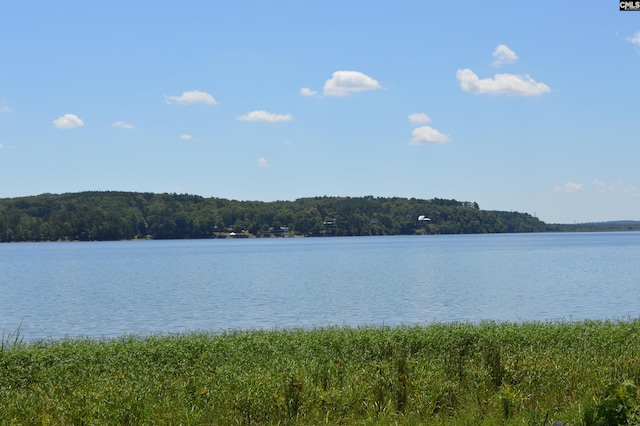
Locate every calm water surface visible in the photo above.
<box><xmin>1</xmin><ymin>232</ymin><xmax>640</xmax><ymax>341</ymax></box>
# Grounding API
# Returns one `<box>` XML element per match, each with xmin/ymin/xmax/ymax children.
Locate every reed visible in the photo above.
<box><xmin>0</xmin><ymin>321</ymin><xmax>23</xmax><ymax>352</ymax></box>
<box><xmin>1</xmin><ymin>320</ymin><xmax>640</xmax><ymax>424</ymax></box>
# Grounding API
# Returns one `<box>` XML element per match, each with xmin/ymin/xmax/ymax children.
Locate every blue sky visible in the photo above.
<box><xmin>1</xmin><ymin>1</ymin><xmax>638</xmax><ymax>224</ymax></box>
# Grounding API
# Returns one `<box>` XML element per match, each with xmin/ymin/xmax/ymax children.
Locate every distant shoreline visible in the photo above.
<box><xmin>1</xmin><ymin>191</ymin><xmax>639</xmax><ymax>242</ymax></box>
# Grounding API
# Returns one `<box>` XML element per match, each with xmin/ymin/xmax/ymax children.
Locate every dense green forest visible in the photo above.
<box><xmin>0</xmin><ymin>191</ymin><xmax>553</xmax><ymax>242</ymax></box>
<box><xmin>1</xmin><ymin>191</ymin><xmax>637</xmax><ymax>242</ymax></box>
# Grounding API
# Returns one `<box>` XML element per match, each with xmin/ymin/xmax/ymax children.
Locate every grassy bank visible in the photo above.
<box><xmin>2</xmin><ymin>321</ymin><xmax>640</xmax><ymax>425</ymax></box>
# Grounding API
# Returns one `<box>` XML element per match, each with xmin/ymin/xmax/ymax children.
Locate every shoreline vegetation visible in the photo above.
<box><xmin>1</xmin><ymin>191</ymin><xmax>640</xmax><ymax>243</ymax></box>
<box><xmin>2</xmin><ymin>320</ymin><xmax>640</xmax><ymax>424</ymax></box>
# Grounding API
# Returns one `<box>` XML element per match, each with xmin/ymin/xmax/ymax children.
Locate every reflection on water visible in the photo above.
<box><xmin>1</xmin><ymin>232</ymin><xmax>639</xmax><ymax>341</ymax></box>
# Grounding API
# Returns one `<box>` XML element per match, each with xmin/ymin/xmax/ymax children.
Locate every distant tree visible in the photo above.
<box><xmin>0</xmin><ymin>191</ymin><xmax>555</xmax><ymax>242</ymax></box>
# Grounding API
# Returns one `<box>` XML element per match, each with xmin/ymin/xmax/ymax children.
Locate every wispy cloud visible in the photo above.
<box><xmin>237</xmin><ymin>110</ymin><xmax>293</xmax><ymax>122</ymax></box>
<box><xmin>0</xmin><ymin>105</ymin><xmax>11</xmax><ymax>113</ymax></box>
<box><xmin>180</xmin><ymin>134</ymin><xmax>193</xmax><ymax>140</ymax></box>
<box><xmin>408</xmin><ymin>113</ymin><xmax>432</xmax><ymax>124</ymax></box>
<box><xmin>53</xmin><ymin>114</ymin><xmax>84</xmax><ymax>129</ymax></box>
<box><xmin>553</xmin><ymin>181</ymin><xmax>585</xmax><ymax>193</ymax></box>
<box><xmin>112</xmin><ymin>121</ymin><xmax>134</xmax><ymax>129</ymax></box>
<box><xmin>491</xmin><ymin>44</ymin><xmax>519</xmax><ymax>67</ymax></box>
<box><xmin>552</xmin><ymin>179</ymin><xmax>640</xmax><ymax>196</ymax></box>
<box><xmin>627</xmin><ymin>31</ymin><xmax>640</xmax><ymax>46</ymax></box>
<box><xmin>164</xmin><ymin>90</ymin><xmax>218</xmax><ymax>105</ymax></box>
<box><xmin>409</xmin><ymin>126</ymin><xmax>451</xmax><ymax>145</ymax></box>
<box><xmin>257</xmin><ymin>157</ymin><xmax>269</xmax><ymax>168</ymax></box>
<box><xmin>457</xmin><ymin>68</ymin><xmax>551</xmax><ymax>96</ymax></box>
<box><xmin>594</xmin><ymin>179</ymin><xmax>640</xmax><ymax>196</ymax></box>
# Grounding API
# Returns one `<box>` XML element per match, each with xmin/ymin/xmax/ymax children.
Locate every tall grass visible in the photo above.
<box><xmin>0</xmin><ymin>321</ymin><xmax>23</xmax><ymax>352</ymax></box>
<box><xmin>1</xmin><ymin>320</ymin><xmax>640</xmax><ymax>424</ymax></box>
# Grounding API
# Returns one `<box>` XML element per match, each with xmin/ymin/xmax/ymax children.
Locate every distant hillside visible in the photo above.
<box><xmin>0</xmin><ymin>191</ymin><xmax>551</xmax><ymax>242</ymax></box>
<box><xmin>548</xmin><ymin>221</ymin><xmax>640</xmax><ymax>233</ymax></box>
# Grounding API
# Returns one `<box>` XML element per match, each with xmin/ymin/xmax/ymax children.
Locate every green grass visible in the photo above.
<box><xmin>2</xmin><ymin>320</ymin><xmax>640</xmax><ymax>424</ymax></box>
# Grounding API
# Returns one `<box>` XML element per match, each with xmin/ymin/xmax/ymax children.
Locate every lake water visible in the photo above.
<box><xmin>2</xmin><ymin>232</ymin><xmax>640</xmax><ymax>341</ymax></box>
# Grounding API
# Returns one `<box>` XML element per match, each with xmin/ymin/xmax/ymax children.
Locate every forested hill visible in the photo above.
<box><xmin>0</xmin><ymin>191</ymin><xmax>548</xmax><ymax>242</ymax></box>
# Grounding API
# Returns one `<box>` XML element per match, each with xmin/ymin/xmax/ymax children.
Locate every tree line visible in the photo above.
<box><xmin>0</xmin><ymin>191</ymin><xmax>552</xmax><ymax>242</ymax></box>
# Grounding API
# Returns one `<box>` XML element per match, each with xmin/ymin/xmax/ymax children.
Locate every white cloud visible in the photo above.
<box><xmin>624</xmin><ymin>185</ymin><xmax>640</xmax><ymax>196</ymax></box>
<box><xmin>300</xmin><ymin>87</ymin><xmax>318</xmax><ymax>97</ymax></box>
<box><xmin>0</xmin><ymin>105</ymin><xmax>11</xmax><ymax>113</ymax></box>
<box><xmin>408</xmin><ymin>113</ymin><xmax>432</xmax><ymax>124</ymax></box>
<box><xmin>409</xmin><ymin>126</ymin><xmax>451</xmax><ymax>145</ymax></box>
<box><xmin>112</xmin><ymin>121</ymin><xmax>134</xmax><ymax>129</ymax></box>
<box><xmin>627</xmin><ymin>31</ymin><xmax>640</xmax><ymax>46</ymax></box>
<box><xmin>322</xmin><ymin>71</ymin><xmax>382</xmax><ymax>97</ymax></box>
<box><xmin>0</xmin><ymin>144</ymin><xmax>4</xmax><ymax>150</ymax></box>
<box><xmin>491</xmin><ymin>44</ymin><xmax>519</xmax><ymax>67</ymax></box>
<box><xmin>552</xmin><ymin>180</ymin><xmax>640</xmax><ymax>196</ymax></box>
<box><xmin>257</xmin><ymin>157</ymin><xmax>269</xmax><ymax>168</ymax></box>
<box><xmin>456</xmin><ymin>68</ymin><xmax>551</xmax><ymax>96</ymax></box>
<box><xmin>593</xmin><ymin>179</ymin><xmax>616</xmax><ymax>193</ymax></box>
<box><xmin>594</xmin><ymin>179</ymin><xmax>640</xmax><ymax>196</ymax></box>
<box><xmin>164</xmin><ymin>90</ymin><xmax>218</xmax><ymax>105</ymax></box>
<box><xmin>180</xmin><ymin>134</ymin><xmax>193</xmax><ymax>140</ymax></box>
<box><xmin>553</xmin><ymin>181</ymin><xmax>584</xmax><ymax>193</ymax></box>
<box><xmin>53</xmin><ymin>114</ymin><xmax>84</xmax><ymax>129</ymax></box>
<box><xmin>237</xmin><ymin>110</ymin><xmax>293</xmax><ymax>122</ymax></box>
